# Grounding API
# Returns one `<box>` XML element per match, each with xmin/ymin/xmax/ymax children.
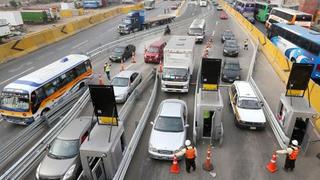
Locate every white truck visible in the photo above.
<box><xmin>144</xmin><ymin>0</ymin><xmax>155</xmax><ymax>10</ymax></box>
<box><xmin>0</xmin><ymin>11</ymin><xmax>23</xmax><ymax>27</ymax></box>
<box><xmin>161</xmin><ymin>36</ymin><xmax>195</xmax><ymax>93</ymax></box>
<box><xmin>0</xmin><ymin>19</ymin><xmax>11</xmax><ymax>42</ymax></box>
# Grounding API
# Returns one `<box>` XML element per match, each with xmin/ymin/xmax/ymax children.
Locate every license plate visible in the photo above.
<box><xmin>250</xmin><ymin>127</ymin><xmax>256</xmax><ymax>130</ymax></box>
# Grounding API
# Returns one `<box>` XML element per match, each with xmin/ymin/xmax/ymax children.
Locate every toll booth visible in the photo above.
<box><xmin>80</xmin><ymin>120</ymin><xmax>125</xmax><ymax>180</ymax></box>
<box><xmin>79</xmin><ymin>85</ymin><xmax>126</xmax><ymax>180</ymax></box>
<box><xmin>275</xmin><ymin>63</ymin><xmax>320</xmax><ymax>153</ymax></box>
<box><xmin>193</xmin><ymin>58</ymin><xmax>224</xmax><ymax>145</ymax></box>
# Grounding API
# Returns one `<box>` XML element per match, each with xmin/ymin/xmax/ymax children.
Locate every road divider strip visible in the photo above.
<box><xmin>220</xmin><ymin>0</ymin><xmax>320</xmax><ymax>132</ymax></box>
<box><xmin>0</xmin><ymin>3</ymin><xmax>144</xmax><ymax>64</ymax></box>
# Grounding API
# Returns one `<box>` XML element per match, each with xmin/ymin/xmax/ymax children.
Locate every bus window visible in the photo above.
<box><xmin>75</xmin><ymin>63</ymin><xmax>87</xmax><ymax>76</ymax></box>
<box><xmin>85</xmin><ymin>60</ymin><xmax>92</xmax><ymax>70</ymax></box>
<box><xmin>60</xmin><ymin>70</ymin><xmax>76</xmax><ymax>86</ymax></box>
<box><xmin>44</xmin><ymin>78</ymin><xmax>61</xmax><ymax>96</ymax></box>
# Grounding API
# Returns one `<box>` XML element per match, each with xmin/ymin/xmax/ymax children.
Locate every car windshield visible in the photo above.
<box><xmin>147</xmin><ymin>46</ymin><xmax>159</xmax><ymax>53</ymax></box>
<box><xmin>162</xmin><ymin>68</ymin><xmax>188</xmax><ymax>82</ymax></box>
<box><xmin>225</xmin><ymin>63</ymin><xmax>240</xmax><ymax>70</ymax></box>
<box><xmin>49</xmin><ymin>139</ymin><xmax>79</xmax><ymax>159</ymax></box>
<box><xmin>224</xmin><ymin>31</ymin><xmax>233</xmax><ymax>35</ymax></box>
<box><xmin>238</xmin><ymin>98</ymin><xmax>261</xmax><ymax>109</ymax></box>
<box><xmin>154</xmin><ymin>116</ymin><xmax>184</xmax><ymax>132</ymax></box>
<box><xmin>0</xmin><ymin>92</ymin><xmax>29</xmax><ymax>112</ymax></box>
<box><xmin>189</xmin><ymin>28</ymin><xmax>203</xmax><ymax>35</ymax></box>
<box><xmin>111</xmin><ymin>77</ymin><xmax>129</xmax><ymax>87</ymax></box>
<box><xmin>225</xmin><ymin>41</ymin><xmax>238</xmax><ymax>48</ymax></box>
<box><xmin>114</xmin><ymin>47</ymin><xmax>125</xmax><ymax>53</ymax></box>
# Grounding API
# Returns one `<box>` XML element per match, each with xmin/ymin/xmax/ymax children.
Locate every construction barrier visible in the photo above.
<box><xmin>219</xmin><ymin>0</ymin><xmax>320</xmax><ymax>131</ymax></box>
<box><xmin>0</xmin><ymin>3</ymin><xmax>143</xmax><ymax>63</ymax></box>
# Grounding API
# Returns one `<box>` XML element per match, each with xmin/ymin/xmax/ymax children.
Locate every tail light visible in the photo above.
<box><xmin>316</xmin><ymin>64</ymin><xmax>320</xmax><ymax>72</ymax></box>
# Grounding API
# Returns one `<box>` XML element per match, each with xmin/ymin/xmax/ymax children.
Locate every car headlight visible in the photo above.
<box><xmin>183</xmin><ymin>85</ymin><xmax>188</xmax><ymax>89</ymax></box>
<box><xmin>236</xmin><ymin>76</ymin><xmax>240</xmax><ymax>80</ymax></box>
<box><xmin>223</xmin><ymin>75</ymin><xmax>227</xmax><ymax>78</ymax></box>
<box><xmin>118</xmin><ymin>94</ymin><xmax>126</xmax><ymax>99</ymax></box>
<box><xmin>149</xmin><ymin>145</ymin><xmax>157</xmax><ymax>152</ymax></box>
<box><xmin>223</xmin><ymin>49</ymin><xmax>228</xmax><ymax>52</ymax></box>
<box><xmin>63</xmin><ymin>164</ymin><xmax>76</xmax><ymax>180</ymax></box>
<box><xmin>36</xmin><ymin>163</ymin><xmax>41</xmax><ymax>180</ymax></box>
<box><xmin>174</xmin><ymin>146</ymin><xmax>184</xmax><ymax>154</ymax></box>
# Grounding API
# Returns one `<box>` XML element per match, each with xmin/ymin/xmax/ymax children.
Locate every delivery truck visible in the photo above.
<box><xmin>161</xmin><ymin>36</ymin><xmax>195</xmax><ymax>93</ymax></box>
<box><xmin>21</xmin><ymin>8</ymin><xmax>59</xmax><ymax>24</ymax></box>
<box><xmin>117</xmin><ymin>10</ymin><xmax>175</xmax><ymax>35</ymax></box>
<box><xmin>0</xmin><ymin>11</ymin><xmax>23</xmax><ymax>27</ymax></box>
<box><xmin>0</xmin><ymin>19</ymin><xmax>11</xmax><ymax>42</ymax></box>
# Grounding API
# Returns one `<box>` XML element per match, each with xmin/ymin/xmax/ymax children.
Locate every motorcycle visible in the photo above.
<box><xmin>164</xmin><ymin>28</ymin><xmax>171</xmax><ymax>35</ymax></box>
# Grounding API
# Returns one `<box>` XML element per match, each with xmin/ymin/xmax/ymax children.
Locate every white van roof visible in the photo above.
<box><xmin>234</xmin><ymin>81</ymin><xmax>257</xmax><ymax>98</ymax></box>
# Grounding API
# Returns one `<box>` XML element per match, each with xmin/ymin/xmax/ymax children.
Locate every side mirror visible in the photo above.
<box><xmin>46</xmin><ymin>144</ymin><xmax>51</xmax><ymax>151</ymax></box>
<box><xmin>184</xmin><ymin>124</ymin><xmax>190</xmax><ymax>128</ymax></box>
<box><xmin>259</xmin><ymin>101</ymin><xmax>264</xmax><ymax>107</ymax></box>
<box><xmin>150</xmin><ymin>121</ymin><xmax>154</xmax><ymax>125</ymax></box>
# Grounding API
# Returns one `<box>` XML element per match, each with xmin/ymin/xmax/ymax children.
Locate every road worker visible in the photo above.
<box><xmin>276</xmin><ymin>140</ymin><xmax>300</xmax><ymax>171</ymax></box>
<box><xmin>175</xmin><ymin>140</ymin><xmax>197</xmax><ymax>173</ymax></box>
<box><xmin>104</xmin><ymin>62</ymin><xmax>111</xmax><ymax>81</ymax></box>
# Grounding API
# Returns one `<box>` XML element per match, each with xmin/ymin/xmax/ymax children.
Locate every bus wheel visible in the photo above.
<box><xmin>41</xmin><ymin>109</ymin><xmax>50</xmax><ymax>116</ymax></box>
<box><xmin>291</xmin><ymin>58</ymin><xmax>297</xmax><ymax>63</ymax></box>
<box><xmin>79</xmin><ymin>83</ymin><xmax>85</xmax><ymax>90</ymax></box>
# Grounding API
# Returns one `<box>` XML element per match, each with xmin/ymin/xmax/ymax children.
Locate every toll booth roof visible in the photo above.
<box><xmin>197</xmin><ymin>89</ymin><xmax>224</xmax><ymax>109</ymax></box>
<box><xmin>281</xmin><ymin>94</ymin><xmax>316</xmax><ymax>114</ymax></box>
<box><xmin>80</xmin><ymin>120</ymin><xmax>124</xmax><ymax>157</ymax></box>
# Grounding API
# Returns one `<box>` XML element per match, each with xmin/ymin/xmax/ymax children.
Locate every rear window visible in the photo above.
<box><xmin>295</xmin><ymin>15</ymin><xmax>313</xmax><ymax>21</ymax></box>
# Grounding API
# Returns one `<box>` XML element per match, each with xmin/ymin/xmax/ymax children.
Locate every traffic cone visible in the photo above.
<box><xmin>209</xmin><ymin>38</ymin><xmax>213</xmax><ymax>43</ymax></box>
<box><xmin>266</xmin><ymin>153</ymin><xmax>278</xmax><ymax>173</ymax></box>
<box><xmin>98</xmin><ymin>74</ymin><xmax>104</xmax><ymax>85</ymax></box>
<box><xmin>120</xmin><ymin>59</ymin><xmax>125</xmax><ymax>72</ymax></box>
<box><xmin>159</xmin><ymin>60</ymin><xmax>163</xmax><ymax>73</ymax></box>
<box><xmin>131</xmin><ymin>52</ymin><xmax>136</xmax><ymax>63</ymax></box>
<box><xmin>202</xmin><ymin>145</ymin><xmax>214</xmax><ymax>171</ymax></box>
<box><xmin>144</xmin><ymin>45</ymin><xmax>147</xmax><ymax>53</ymax></box>
<box><xmin>170</xmin><ymin>155</ymin><xmax>180</xmax><ymax>174</ymax></box>
<box><xmin>203</xmin><ymin>48</ymin><xmax>209</xmax><ymax>58</ymax></box>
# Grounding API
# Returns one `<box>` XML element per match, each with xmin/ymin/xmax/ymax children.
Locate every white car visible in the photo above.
<box><xmin>217</xmin><ymin>5</ymin><xmax>223</xmax><ymax>11</ymax></box>
<box><xmin>148</xmin><ymin>99</ymin><xmax>189</xmax><ymax>160</ymax></box>
<box><xmin>111</xmin><ymin>70</ymin><xmax>142</xmax><ymax>103</ymax></box>
<box><xmin>199</xmin><ymin>0</ymin><xmax>207</xmax><ymax>7</ymax></box>
<box><xmin>229</xmin><ymin>81</ymin><xmax>266</xmax><ymax>130</ymax></box>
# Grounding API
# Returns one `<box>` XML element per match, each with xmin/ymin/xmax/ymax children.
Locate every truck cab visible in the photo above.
<box><xmin>118</xmin><ymin>10</ymin><xmax>145</xmax><ymax>35</ymax></box>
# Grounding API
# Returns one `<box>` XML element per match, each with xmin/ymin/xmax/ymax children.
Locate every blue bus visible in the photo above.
<box><xmin>267</xmin><ymin>23</ymin><xmax>320</xmax><ymax>80</ymax></box>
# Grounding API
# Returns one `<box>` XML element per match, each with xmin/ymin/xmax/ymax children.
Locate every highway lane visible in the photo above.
<box><xmin>124</xmin><ymin>4</ymin><xmax>284</xmax><ymax>180</ymax></box>
<box><xmin>0</xmin><ymin>0</ymin><xmax>175</xmax><ymax>149</ymax></box>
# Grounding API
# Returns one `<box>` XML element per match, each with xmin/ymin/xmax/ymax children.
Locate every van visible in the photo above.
<box><xmin>144</xmin><ymin>40</ymin><xmax>167</xmax><ymax>63</ymax></box>
<box><xmin>36</xmin><ymin>117</ymin><xmax>93</xmax><ymax>180</ymax></box>
<box><xmin>229</xmin><ymin>81</ymin><xmax>266</xmax><ymax>130</ymax></box>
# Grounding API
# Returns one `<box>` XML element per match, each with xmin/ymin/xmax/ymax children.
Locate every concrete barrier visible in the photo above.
<box><xmin>0</xmin><ymin>3</ymin><xmax>143</xmax><ymax>63</ymax></box>
<box><xmin>219</xmin><ymin>0</ymin><xmax>320</xmax><ymax>131</ymax></box>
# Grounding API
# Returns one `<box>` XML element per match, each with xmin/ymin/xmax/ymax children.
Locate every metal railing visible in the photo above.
<box><xmin>113</xmin><ymin>70</ymin><xmax>158</xmax><ymax>180</ymax></box>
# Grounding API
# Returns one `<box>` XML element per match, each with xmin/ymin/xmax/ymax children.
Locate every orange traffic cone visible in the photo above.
<box><xmin>131</xmin><ymin>52</ymin><xmax>136</xmax><ymax>63</ymax></box>
<box><xmin>266</xmin><ymin>153</ymin><xmax>278</xmax><ymax>173</ymax></box>
<box><xmin>203</xmin><ymin>145</ymin><xmax>214</xmax><ymax>171</ymax></box>
<box><xmin>170</xmin><ymin>155</ymin><xmax>180</xmax><ymax>174</ymax></box>
<box><xmin>159</xmin><ymin>60</ymin><xmax>163</xmax><ymax>73</ymax></box>
<box><xmin>203</xmin><ymin>48</ymin><xmax>209</xmax><ymax>58</ymax></box>
<box><xmin>120</xmin><ymin>59</ymin><xmax>125</xmax><ymax>72</ymax></box>
<box><xmin>98</xmin><ymin>73</ymin><xmax>104</xmax><ymax>85</ymax></box>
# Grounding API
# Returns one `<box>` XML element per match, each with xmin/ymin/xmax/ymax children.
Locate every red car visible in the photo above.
<box><xmin>220</xmin><ymin>11</ymin><xmax>228</xmax><ymax>20</ymax></box>
<box><xmin>144</xmin><ymin>40</ymin><xmax>167</xmax><ymax>63</ymax></box>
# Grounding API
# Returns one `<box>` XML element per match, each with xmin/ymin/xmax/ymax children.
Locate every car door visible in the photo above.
<box><xmin>131</xmin><ymin>73</ymin><xmax>138</xmax><ymax>89</ymax></box>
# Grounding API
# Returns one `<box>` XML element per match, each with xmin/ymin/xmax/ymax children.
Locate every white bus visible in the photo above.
<box><xmin>0</xmin><ymin>54</ymin><xmax>92</xmax><ymax>125</ymax></box>
<box><xmin>265</xmin><ymin>7</ymin><xmax>313</xmax><ymax>29</ymax></box>
<box><xmin>188</xmin><ymin>18</ymin><xmax>206</xmax><ymax>43</ymax></box>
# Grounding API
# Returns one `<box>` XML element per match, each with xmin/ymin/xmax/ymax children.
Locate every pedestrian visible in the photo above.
<box><xmin>175</xmin><ymin>140</ymin><xmax>197</xmax><ymax>173</ymax></box>
<box><xmin>104</xmin><ymin>62</ymin><xmax>111</xmax><ymax>81</ymax></box>
<box><xmin>244</xmin><ymin>39</ymin><xmax>248</xmax><ymax>50</ymax></box>
<box><xmin>276</xmin><ymin>140</ymin><xmax>300</xmax><ymax>171</ymax></box>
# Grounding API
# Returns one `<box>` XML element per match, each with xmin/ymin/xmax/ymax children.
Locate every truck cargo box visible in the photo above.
<box><xmin>0</xmin><ymin>11</ymin><xmax>23</xmax><ymax>26</ymax></box>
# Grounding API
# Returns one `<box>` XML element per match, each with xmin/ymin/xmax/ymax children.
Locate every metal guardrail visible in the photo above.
<box><xmin>113</xmin><ymin>70</ymin><xmax>158</xmax><ymax>180</ymax></box>
<box><xmin>0</xmin><ymin>87</ymin><xmax>84</xmax><ymax>172</ymax></box>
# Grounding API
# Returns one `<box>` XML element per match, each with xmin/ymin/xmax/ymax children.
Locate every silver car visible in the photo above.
<box><xmin>36</xmin><ymin>118</ymin><xmax>92</xmax><ymax>180</ymax></box>
<box><xmin>111</xmin><ymin>70</ymin><xmax>142</xmax><ymax>103</ymax></box>
<box><xmin>148</xmin><ymin>99</ymin><xmax>189</xmax><ymax>160</ymax></box>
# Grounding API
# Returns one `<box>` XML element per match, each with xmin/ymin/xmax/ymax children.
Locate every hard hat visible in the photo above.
<box><xmin>292</xmin><ymin>140</ymin><xmax>298</xmax><ymax>146</ymax></box>
<box><xmin>185</xmin><ymin>140</ymin><xmax>191</xmax><ymax>146</ymax></box>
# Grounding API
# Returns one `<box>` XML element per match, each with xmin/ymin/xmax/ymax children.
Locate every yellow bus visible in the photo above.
<box><xmin>265</xmin><ymin>7</ymin><xmax>313</xmax><ymax>29</ymax></box>
<box><xmin>0</xmin><ymin>54</ymin><xmax>92</xmax><ymax>125</ymax></box>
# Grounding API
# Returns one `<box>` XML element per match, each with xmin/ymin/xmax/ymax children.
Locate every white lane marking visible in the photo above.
<box><xmin>0</xmin><ymin>67</ymin><xmax>34</xmax><ymax>85</ymax></box>
<box><xmin>8</xmin><ymin>62</ymin><xmax>33</xmax><ymax>73</ymax></box>
<box><xmin>216</xmin><ymin>21</ymin><xmax>219</xmax><ymax>26</ymax></box>
<box><xmin>72</xmin><ymin>40</ymin><xmax>89</xmax><ymax>49</ymax></box>
<box><xmin>126</xmin><ymin>63</ymin><xmax>134</xmax><ymax>70</ymax></box>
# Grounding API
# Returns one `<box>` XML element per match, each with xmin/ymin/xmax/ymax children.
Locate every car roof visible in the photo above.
<box><xmin>114</xmin><ymin>70</ymin><xmax>137</xmax><ymax>78</ymax></box>
<box><xmin>150</xmin><ymin>40</ymin><xmax>166</xmax><ymax>47</ymax></box>
<box><xmin>234</xmin><ymin>81</ymin><xmax>257</xmax><ymax>98</ymax></box>
<box><xmin>57</xmin><ymin>118</ymin><xmax>91</xmax><ymax>140</ymax></box>
<box><xmin>159</xmin><ymin>99</ymin><xmax>184</xmax><ymax>117</ymax></box>
<box><xmin>225</xmin><ymin>58</ymin><xmax>239</xmax><ymax>64</ymax></box>
<box><xmin>225</xmin><ymin>39</ymin><xmax>237</xmax><ymax>43</ymax></box>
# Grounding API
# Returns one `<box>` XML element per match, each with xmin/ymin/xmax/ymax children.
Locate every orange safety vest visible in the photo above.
<box><xmin>185</xmin><ymin>146</ymin><xmax>196</xmax><ymax>159</ymax></box>
<box><xmin>289</xmin><ymin>147</ymin><xmax>300</xmax><ymax>160</ymax></box>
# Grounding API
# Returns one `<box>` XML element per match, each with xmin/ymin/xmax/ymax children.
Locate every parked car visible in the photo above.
<box><xmin>111</xmin><ymin>70</ymin><xmax>142</xmax><ymax>103</ymax></box>
<box><xmin>148</xmin><ymin>99</ymin><xmax>189</xmax><ymax>160</ymax></box>
<box><xmin>229</xmin><ymin>81</ymin><xmax>266</xmax><ymax>130</ymax></box>
<box><xmin>217</xmin><ymin>5</ymin><xmax>223</xmax><ymax>11</ymax></box>
<box><xmin>144</xmin><ymin>40</ymin><xmax>167</xmax><ymax>63</ymax></box>
<box><xmin>221</xmin><ymin>29</ymin><xmax>235</xmax><ymax>43</ymax></box>
<box><xmin>223</xmin><ymin>39</ymin><xmax>239</xmax><ymax>57</ymax></box>
<box><xmin>109</xmin><ymin>44</ymin><xmax>136</xmax><ymax>62</ymax></box>
<box><xmin>220</xmin><ymin>11</ymin><xmax>228</xmax><ymax>20</ymax></box>
<box><xmin>36</xmin><ymin>118</ymin><xmax>92</xmax><ymax>180</ymax></box>
<box><xmin>222</xmin><ymin>58</ymin><xmax>241</xmax><ymax>83</ymax></box>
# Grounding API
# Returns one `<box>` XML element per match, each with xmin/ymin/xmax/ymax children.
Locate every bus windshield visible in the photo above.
<box><xmin>0</xmin><ymin>92</ymin><xmax>29</xmax><ymax>112</ymax></box>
